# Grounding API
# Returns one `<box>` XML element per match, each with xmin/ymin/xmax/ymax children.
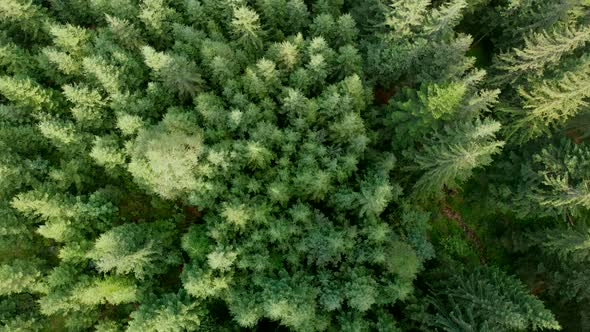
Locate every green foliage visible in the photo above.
<box><xmin>141</xmin><ymin>46</ymin><xmax>204</xmax><ymax>99</ymax></box>
<box><xmin>0</xmin><ymin>0</ymin><xmax>583</xmax><ymax>330</ymax></box>
<box><xmin>493</xmin><ymin>23</ymin><xmax>590</xmax><ymax>84</ymax></box>
<box><xmin>0</xmin><ymin>0</ymin><xmax>49</xmax><ymax>40</ymax></box>
<box><xmin>426</xmin><ymin>265</ymin><xmax>560</xmax><ymax>332</ymax></box>
<box><xmin>367</xmin><ymin>0</ymin><xmax>474</xmax><ymax>85</ymax></box>
<box><xmin>74</xmin><ymin>276</ymin><xmax>138</xmax><ymax>306</ymax></box>
<box><xmin>0</xmin><ymin>76</ymin><xmax>56</xmax><ymax>113</ymax></box>
<box><xmin>232</xmin><ymin>6</ymin><xmax>265</xmax><ymax>51</ymax></box>
<box><xmin>88</xmin><ymin>221</ymin><xmax>180</xmax><ymax>279</ymax></box>
<box><xmin>385</xmin><ymin>0</ymin><xmax>430</xmax><ymax>38</ymax></box>
<box><xmin>0</xmin><ymin>259</ymin><xmax>42</xmax><ymax>295</ymax></box>
<box><xmin>424</xmin><ymin>0</ymin><xmax>467</xmax><ymax>38</ymax></box>
<box><xmin>127</xmin><ymin>111</ymin><xmax>209</xmax><ymax>201</ymax></box>
<box><xmin>536</xmin><ymin>141</ymin><xmax>590</xmax><ymax>215</ymax></box>
<box><xmin>127</xmin><ymin>291</ymin><xmax>206</xmax><ymax>332</ymax></box>
<box><xmin>488</xmin><ymin>221</ymin><xmax>590</xmax><ymax>331</ymax></box>
<box><xmin>90</xmin><ymin>136</ymin><xmax>126</xmax><ymax>171</ymax></box>
<box><xmin>408</xmin><ymin>119</ymin><xmax>504</xmax><ymax>199</ymax></box>
<box><xmin>504</xmin><ymin>56</ymin><xmax>590</xmax><ymax>142</ymax></box>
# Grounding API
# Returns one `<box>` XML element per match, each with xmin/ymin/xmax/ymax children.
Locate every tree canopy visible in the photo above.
<box><xmin>0</xmin><ymin>0</ymin><xmax>588</xmax><ymax>331</ymax></box>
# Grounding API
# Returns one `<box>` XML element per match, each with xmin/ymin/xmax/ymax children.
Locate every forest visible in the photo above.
<box><xmin>0</xmin><ymin>0</ymin><xmax>589</xmax><ymax>331</ymax></box>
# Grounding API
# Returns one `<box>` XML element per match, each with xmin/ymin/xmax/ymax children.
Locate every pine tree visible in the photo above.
<box><xmin>62</xmin><ymin>84</ymin><xmax>108</xmax><ymax>129</ymax></box>
<box><xmin>496</xmin><ymin>222</ymin><xmax>590</xmax><ymax>331</ymax></box>
<box><xmin>0</xmin><ymin>0</ymin><xmax>574</xmax><ymax>330</ymax></box>
<box><xmin>0</xmin><ymin>0</ymin><xmax>49</xmax><ymax>41</ymax></box>
<box><xmin>141</xmin><ymin>46</ymin><xmax>204</xmax><ymax>99</ymax></box>
<box><xmin>126</xmin><ymin>109</ymin><xmax>212</xmax><ymax>201</ymax></box>
<box><xmin>530</xmin><ymin>140</ymin><xmax>590</xmax><ymax>218</ymax></box>
<box><xmin>0</xmin><ymin>42</ymin><xmax>36</xmax><ymax>76</ymax></box>
<box><xmin>88</xmin><ymin>221</ymin><xmax>180</xmax><ymax>279</ymax></box>
<box><xmin>139</xmin><ymin>0</ymin><xmax>180</xmax><ymax>46</ymax></box>
<box><xmin>407</xmin><ymin>119</ymin><xmax>504</xmax><ymax>199</ymax></box>
<box><xmin>127</xmin><ymin>291</ymin><xmax>206</xmax><ymax>332</ymax></box>
<box><xmin>90</xmin><ymin>135</ymin><xmax>126</xmax><ymax>172</ymax></box>
<box><xmin>423</xmin><ymin>0</ymin><xmax>467</xmax><ymax>38</ymax></box>
<box><xmin>232</xmin><ymin>6</ymin><xmax>265</xmax><ymax>52</ymax></box>
<box><xmin>0</xmin><ymin>76</ymin><xmax>57</xmax><ymax>114</ymax></box>
<box><xmin>504</xmin><ymin>55</ymin><xmax>590</xmax><ymax>142</ymax></box>
<box><xmin>385</xmin><ymin>0</ymin><xmax>430</xmax><ymax>38</ymax></box>
<box><xmin>468</xmin><ymin>0</ymin><xmax>586</xmax><ymax>52</ymax></box>
<box><xmin>426</xmin><ymin>265</ymin><xmax>560</xmax><ymax>332</ymax></box>
<box><xmin>493</xmin><ymin>23</ymin><xmax>590</xmax><ymax>84</ymax></box>
<box><xmin>74</xmin><ymin>276</ymin><xmax>139</xmax><ymax>306</ymax></box>
<box><xmin>0</xmin><ymin>259</ymin><xmax>43</xmax><ymax>295</ymax></box>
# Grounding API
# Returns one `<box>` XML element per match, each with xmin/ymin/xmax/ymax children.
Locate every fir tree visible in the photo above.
<box><xmin>426</xmin><ymin>265</ymin><xmax>560</xmax><ymax>332</ymax></box>
<box><xmin>127</xmin><ymin>291</ymin><xmax>206</xmax><ymax>332</ymax></box>
<box><xmin>88</xmin><ymin>221</ymin><xmax>180</xmax><ymax>279</ymax></box>
<box><xmin>407</xmin><ymin>119</ymin><xmax>504</xmax><ymax>200</ymax></box>
<box><xmin>0</xmin><ymin>0</ymin><xmax>575</xmax><ymax>330</ymax></box>
<box><xmin>504</xmin><ymin>55</ymin><xmax>590</xmax><ymax>142</ymax></box>
<box><xmin>493</xmin><ymin>23</ymin><xmax>590</xmax><ymax>84</ymax></box>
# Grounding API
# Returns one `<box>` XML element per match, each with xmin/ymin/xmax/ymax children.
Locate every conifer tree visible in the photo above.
<box><xmin>493</xmin><ymin>23</ymin><xmax>590</xmax><ymax>84</ymax></box>
<box><xmin>88</xmin><ymin>221</ymin><xmax>180</xmax><ymax>279</ymax></box>
<box><xmin>0</xmin><ymin>259</ymin><xmax>43</xmax><ymax>295</ymax></box>
<box><xmin>504</xmin><ymin>55</ymin><xmax>590</xmax><ymax>142</ymax></box>
<box><xmin>0</xmin><ymin>0</ymin><xmax>49</xmax><ymax>41</ymax></box>
<box><xmin>426</xmin><ymin>266</ymin><xmax>560</xmax><ymax>332</ymax></box>
<box><xmin>127</xmin><ymin>291</ymin><xmax>207</xmax><ymax>332</ymax></box>
<box><xmin>0</xmin><ymin>0</ymin><xmax>574</xmax><ymax>330</ymax></box>
<box><xmin>407</xmin><ymin>119</ymin><xmax>504</xmax><ymax>199</ymax></box>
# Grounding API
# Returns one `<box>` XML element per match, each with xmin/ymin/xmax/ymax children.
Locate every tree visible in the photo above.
<box><xmin>493</xmin><ymin>23</ymin><xmax>590</xmax><ymax>84</ymax></box>
<box><xmin>141</xmin><ymin>46</ymin><xmax>204</xmax><ymax>99</ymax></box>
<box><xmin>127</xmin><ymin>291</ymin><xmax>206</xmax><ymax>332</ymax></box>
<box><xmin>0</xmin><ymin>0</ymin><xmax>49</xmax><ymax>41</ymax></box>
<box><xmin>367</xmin><ymin>0</ymin><xmax>473</xmax><ymax>86</ymax></box>
<box><xmin>0</xmin><ymin>0</ymin><xmax>573</xmax><ymax>330</ymax></box>
<box><xmin>504</xmin><ymin>55</ymin><xmax>590</xmax><ymax>142</ymax></box>
<box><xmin>126</xmin><ymin>109</ymin><xmax>212</xmax><ymax>201</ymax></box>
<box><xmin>407</xmin><ymin>119</ymin><xmax>504</xmax><ymax>200</ymax></box>
<box><xmin>0</xmin><ymin>259</ymin><xmax>43</xmax><ymax>295</ymax></box>
<box><xmin>232</xmin><ymin>6</ymin><xmax>264</xmax><ymax>51</ymax></box>
<box><xmin>88</xmin><ymin>221</ymin><xmax>180</xmax><ymax>279</ymax></box>
<box><xmin>0</xmin><ymin>76</ymin><xmax>57</xmax><ymax>114</ymax></box>
<box><xmin>426</xmin><ymin>265</ymin><xmax>560</xmax><ymax>332</ymax></box>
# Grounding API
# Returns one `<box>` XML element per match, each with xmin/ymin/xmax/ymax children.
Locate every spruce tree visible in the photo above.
<box><xmin>425</xmin><ymin>266</ymin><xmax>560</xmax><ymax>332</ymax></box>
<box><xmin>0</xmin><ymin>0</ymin><xmax>575</xmax><ymax>330</ymax></box>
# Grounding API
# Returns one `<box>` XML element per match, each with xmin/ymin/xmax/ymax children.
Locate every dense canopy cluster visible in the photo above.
<box><xmin>0</xmin><ymin>0</ymin><xmax>589</xmax><ymax>331</ymax></box>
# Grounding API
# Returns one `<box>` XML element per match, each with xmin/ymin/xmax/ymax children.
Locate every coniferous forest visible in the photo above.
<box><xmin>1</xmin><ymin>0</ymin><xmax>589</xmax><ymax>331</ymax></box>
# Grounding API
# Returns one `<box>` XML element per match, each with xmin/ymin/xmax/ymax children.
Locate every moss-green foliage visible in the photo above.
<box><xmin>426</xmin><ymin>265</ymin><xmax>560</xmax><ymax>332</ymax></box>
<box><xmin>0</xmin><ymin>0</ymin><xmax>588</xmax><ymax>330</ymax></box>
<box><xmin>439</xmin><ymin>1</ymin><xmax>590</xmax><ymax>330</ymax></box>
